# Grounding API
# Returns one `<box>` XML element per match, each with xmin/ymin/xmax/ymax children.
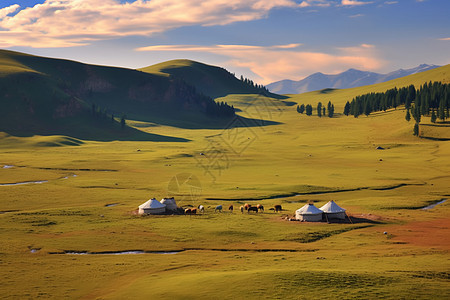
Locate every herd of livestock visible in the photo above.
<box><xmin>184</xmin><ymin>203</ymin><xmax>283</xmax><ymax>215</ymax></box>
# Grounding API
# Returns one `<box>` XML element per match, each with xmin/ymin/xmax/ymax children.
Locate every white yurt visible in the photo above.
<box><xmin>295</xmin><ymin>203</ymin><xmax>323</xmax><ymax>222</ymax></box>
<box><xmin>138</xmin><ymin>198</ymin><xmax>166</xmax><ymax>215</ymax></box>
<box><xmin>319</xmin><ymin>200</ymin><xmax>346</xmax><ymax>220</ymax></box>
<box><xmin>160</xmin><ymin>197</ymin><xmax>177</xmax><ymax>211</ymax></box>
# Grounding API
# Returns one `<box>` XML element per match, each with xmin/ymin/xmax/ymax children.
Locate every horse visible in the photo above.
<box><xmin>228</xmin><ymin>204</ymin><xmax>234</xmax><ymax>212</ymax></box>
<box><xmin>215</xmin><ymin>205</ymin><xmax>223</xmax><ymax>212</ymax></box>
<box><xmin>240</xmin><ymin>206</ymin><xmax>244</xmax><ymax>213</ymax></box>
<box><xmin>184</xmin><ymin>208</ymin><xmax>197</xmax><ymax>215</ymax></box>
<box><xmin>274</xmin><ymin>205</ymin><xmax>282</xmax><ymax>213</ymax></box>
<box><xmin>247</xmin><ymin>206</ymin><xmax>258</xmax><ymax>213</ymax></box>
<box><xmin>198</xmin><ymin>205</ymin><xmax>205</xmax><ymax>214</ymax></box>
<box><xmin>244</xmin><ymin>203</ymin><xmax>252</xmax><ymax>211</ymax></box>
<box><xmin>257</xmin><ymin>204</ymin><xmax>264</xmax><ymax>212</ymax></box>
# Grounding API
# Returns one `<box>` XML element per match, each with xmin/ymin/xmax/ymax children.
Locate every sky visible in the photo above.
<box><xmin>0</xmin><ymin>0</ymin><xmax>449</xmax><ymax>84</ymax></box>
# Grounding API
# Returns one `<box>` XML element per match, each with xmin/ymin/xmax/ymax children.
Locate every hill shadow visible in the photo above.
<box><xmin>2</xmin><ymin>125</ymin><xmax>190</xmax><ymax>143</ymax></box>
<box><xmin>128</xmin><ymin>115</ymin><xmax>282</xmax><ymax>130</ymax></box>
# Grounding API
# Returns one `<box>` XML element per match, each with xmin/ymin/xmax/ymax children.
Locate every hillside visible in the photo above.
<box><xmin>268</xmin><ymin>64</ymin><xmax>440</xmax><ymax>94</ymax></box>
<box><xmin>288</xmin><ymin>64</ymin><xmax>450</xmax><ymax>110</ymax></box>
<box><xmin>0</xmin><ymin>50</ymin><xmax>236</xmax><ymax>139</ymax></box>
<box><xmin>140</xmin><ymin>59</ymin><xmax>282</xmax><ymax>99</ymax></box>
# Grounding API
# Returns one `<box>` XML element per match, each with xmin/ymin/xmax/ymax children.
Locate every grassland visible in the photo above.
<box><xmin>1</xmin><ymin>67</ymin><xmax>450</xmax><ymax>299</ymax></box>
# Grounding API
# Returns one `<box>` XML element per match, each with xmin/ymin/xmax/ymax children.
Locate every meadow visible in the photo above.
<box><xmin>1</xmin><ymin>69</ymin><xmax>450</xmax><ymax>299</ymax></box>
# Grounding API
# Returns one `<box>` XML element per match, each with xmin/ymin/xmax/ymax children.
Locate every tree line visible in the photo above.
<box><xmin>296</xmin><ymin>101</ymin><xmax>335</xmax><ymax>118</ymax></box>
<box><xmin>343</xmin><ymin>82</ymin><xmax>450</xmax><ymax>121</ymax></box>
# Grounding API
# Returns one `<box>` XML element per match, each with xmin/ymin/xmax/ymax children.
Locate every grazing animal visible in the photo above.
<box><xmin>274</xmin><ymin>205</ymin><xmax>282</xmax><ymax>213</ymax></box>
<box><xmin>244</xmin><ymin>203</ymin><xmax>252</xmax><ymax>211</ymax></box>
<box><xmin>257</xmin><ymin>204</ymin><xmax>264</xmax><ymax>212</ymax></box>
<box><xmin>247</xmin><ymin>206</ymin><xmax>258</xmax><ymax>213</ymax></box>
<box><xmin>215</xmin><ymin>205</ymin><xmax>223</xmax><ymax>212</ymax></box>
<box><xmin>240</xmin><ymin>206</ymin><xmax>244</xmax><ymax>213</ymax></box>
<box><xmin>228</xmin><ymin>204</ymin><xmax>234</xmax><ymax>212</ymax></box>
<box><xmin>198</xmin><ymin>205</ymin><xmax>205</xmax><ymax>214</ymax></box>
<box><xmin>185</xmin><ymin>208</ymin><xmax>197</xmax><ymax>215</ymax></box>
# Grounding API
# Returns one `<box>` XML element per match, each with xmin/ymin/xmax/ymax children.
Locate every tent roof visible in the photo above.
<box><xmin>319</xmin><ymin>200</ymin><xmax>346</xmax><ymax>213</ymax></box>
<box><xmin>296</xmin><ymin>203</ymin><xmax>323</xmax><ymax>215</ymax></box>
<box><xmin>139</xmin><ymin>198</ymin><xmax>166</xmax><ymax>209</ymax></box>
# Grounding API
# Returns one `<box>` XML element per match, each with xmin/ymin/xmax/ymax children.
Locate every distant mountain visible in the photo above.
<box><xmin>140</xmin><ymin>59</ymin><xmax>282</xmax><ymax>99</ymax></box>
<box><xmin>0</xmin><ymin>50</ymin><xmax>236</xmax><ymax>139</ymax></box>
<box><xmin>267</xmin><ymin>64</ymin><xmax>441</xmax><ymax>94</ymax></box>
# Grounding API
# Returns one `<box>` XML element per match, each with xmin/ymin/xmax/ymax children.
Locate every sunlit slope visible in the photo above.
<box><xmin>140</xmin><ymin>59</ymin><xmax>280</xmax><ymax>99</ymax></box>
<box><xmin>289</xmin><ymin>64</ymin><xmax>450</xmax><ymax>109</ymax></box>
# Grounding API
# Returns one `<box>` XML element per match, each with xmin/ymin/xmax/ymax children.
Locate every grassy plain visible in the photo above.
<box><xmin>1</xmin><ymin>70</ymin><xmax>450</xmax><ymax>299</ymax></box>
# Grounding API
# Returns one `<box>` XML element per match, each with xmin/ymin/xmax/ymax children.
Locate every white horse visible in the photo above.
<box><xmin>215</xmin><ymin>205</ymin><xmax>223</xmax><ymax>212</ymax></box>
<box><xmin>198</xmin><ymin>205</ymin><xmax>205</xmax><ymax>214</ymax></box>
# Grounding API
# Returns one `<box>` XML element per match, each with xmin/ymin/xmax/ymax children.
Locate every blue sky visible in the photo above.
<box><xmin>0</xmin><ymin>0</ymin><xmax>449</xmax><ymax>84</ymax></box>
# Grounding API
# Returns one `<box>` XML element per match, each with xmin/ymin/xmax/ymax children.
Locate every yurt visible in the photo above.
<box><xmin>138</xmin><ymin>198</ymin><xmax>166</xmax><ymax>215</ymax></box>
<box><xmin>160</xmin><ymin>197</ymin><xmax>177</xmax><ymax>211</ymax></box>
<box><xmin>295</xmin><ymin>203</ymin><xmax>323</xmax><ymax>222</ymax></box>
<box><xmin>319</xmin><ymin>200</ymin><xmax>346</xmax><ymax>220</ymax></box>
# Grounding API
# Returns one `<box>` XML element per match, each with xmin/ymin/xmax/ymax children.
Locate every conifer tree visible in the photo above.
<box><xmin>305</xmin><ymin>104</ymin><xmax>313</xmax><ymax>116</ymax></box>
<box><xmin>120</xmin><ymin>115</ymin><xmax>126</xmax><ymax>129</ymax></box>
<box><xmin>405</xmin><ymin>109</ymin><xmax>411</xmax><ymax>122</ymax></box>
<box><xmin>343</xmin><ymin>101</ymin><xmax>350</xmax><ymax>116</ymax></box>
<box><xmin>299</xmin><ymin>104</ymin><xmax>305</xmax><ymax>114</ymax></box>
<box><xmin>413</xmin><ymin>123</ymin><xmax>419</xmax><ymax>136</ymax></box>
<box><xmin>431</xmin><ymin>110</ymin><xmax>437</xmax><ymax>123</ymax></box>
<box><xmin>317</xmin><ymin>102</ymin><xmax>322</xmax><ymax>117</ymax></box>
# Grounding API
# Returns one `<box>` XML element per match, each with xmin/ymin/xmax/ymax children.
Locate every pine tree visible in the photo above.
<box><xmin>413</xmin><ymin>123</ymin><xmax>419</xmax><ymax>136</ymax></box>
<box><xmin>296</xmin><ymin>105</ymin><xmax>301</xmax><ymax>113</ymax></box>
<box><xmin>317</xmin><ymin>102</ymin><xmax>322</xmax><ymax>117</ymax></box>
<box><xmin>343</xmin><ymin>101</ymin><xmax>350</xmax><ymax>116</ymax></box>
<box><xmin>299</xmin><ymin>104</ymin><xmax>305</xmax><ymax>114</ymax></box>
<box><xmin>322</xmin><ymin>107</ymin><xmax>326</xmax><ymax>116</ymax></box>
<box><xmin>305</xmin><ymin>104</ymin><xmax>313</xmax><ymax>116</ymax></box>
<box><xmin>431</xmin><ymin>110</ymin><xmax>437</xmax><ymax>123</ymax></box>
<box><xmin>328</xmin><ymin>104</ymin><xmax>334</xmax><ymax>118</ymax></box>
<box><xmin>405</xmin><ymin>109</ymin><xmax>411</xmax><ymax>122</ymax></box>
<box><xmin>438</xmin><ymin>98</ymin><xmax>446</xmax><ymax>121</ymax></box>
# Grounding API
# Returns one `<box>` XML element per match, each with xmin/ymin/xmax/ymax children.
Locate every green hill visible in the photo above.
<box><xmin>0</xmin><ymin>50</ymin><xmax>237</xmax><ymax>139</ymax></box>
<box><xmin>289</xmin><ymin>64</ymin><xmax>450</xmax><ymax>109</ymax></box>
<box><xmin>140</xmin><ymin>59</ymin><xmax>282</xmax><ymax>99</ymax></box>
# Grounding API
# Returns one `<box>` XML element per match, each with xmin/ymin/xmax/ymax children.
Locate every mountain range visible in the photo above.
<box><xmin>267</xmin><ymin>64</ymin><xmax>441</xmax><ymax>94</ymax></box>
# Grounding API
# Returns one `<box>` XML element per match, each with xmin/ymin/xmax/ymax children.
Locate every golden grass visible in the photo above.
<box><xmin>1</xmin><ymin>82</ymin><xmax>450</xmax><ymax>298</ymax></box>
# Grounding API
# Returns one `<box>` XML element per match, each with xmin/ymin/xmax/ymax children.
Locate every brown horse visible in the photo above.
<box><xmin>257</xmin><ymin>204</ymin><xmax>264</xmax><ymax>212</ymax></box>
<box><xmin>247</xmin><ymin>206</ymin><xmax>258</xmax><ymax>213</ymax></box>
<box><xmin>274</xmin><ymin>205</ymin><xmax>282</xmax><ymax>213</ymax></box>
<box><xmin>240</xmin><ymin>206</ymin><xmax>244</xmax><ymax>213</ymax></box>
<box><xmin>244</xmin><ymin>203</ymin><xmax>252</xmax><ymax>211</ymax></box>
<box><xmin>228</xmin><ymin>204</ymin><xmax>234</xmax><ymax>212</ymax></box>
<box><xmin>185</xmin><ymin>208</ymin><xmax>197</xmax><ymax>215</ymax></box>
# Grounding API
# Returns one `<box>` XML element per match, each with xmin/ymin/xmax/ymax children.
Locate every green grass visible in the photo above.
<box><xmin>0</xmin><ymin>59</ymin><xmax>449</xmax><ymax>299</ymax></box>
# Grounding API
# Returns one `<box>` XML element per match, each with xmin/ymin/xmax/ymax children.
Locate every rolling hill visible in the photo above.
<box><xmin>268</xmin><ymin>64</ymin><xmax>440</xmax><ymax>94</ymax></box>
<box><xmin>0</xmin><ymin>50</ymin><xmax>237</xmax><ymax>139</ymax></box>
<box><xmin>139</xmin><ymin>59</ymin><xmax>282</xmax><ymax>99</ymax></box>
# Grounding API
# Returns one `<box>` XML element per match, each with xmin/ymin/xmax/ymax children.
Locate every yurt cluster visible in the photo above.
<box><xmin>138</xmin><ymin>197</ymin><xmax>348</xmax><ymax>223</ymax></box>
<box><xmin>295</xmin><ymin>201</ymin><xmax>347</xmax><ymax>222</ymax></box>
<box><xmin>138</xmin><ymin>197</ymin><xmax>179</xmax><ymax>215</ymax></box>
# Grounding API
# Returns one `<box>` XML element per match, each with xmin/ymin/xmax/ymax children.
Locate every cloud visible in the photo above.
<box><xmin>341</xmin><ymin>0</ymin><xmax>373</xmax><ymax>6</ymax></box>
<box><xmin>0</xmin><ymin>4</ymin><xmax>20</xmax><ymax>19</ymax></box>
<box><xmin>136</xmin><ymin>43</ymin><xmax>385</xmax><ymax>84</ymax></box>
<box><xmin>384</xmin><ymin>1</ymin><xmax>398</xmax><ymax>4</ymax></box>
<box><xmin>438</xmin><ymin>38</ymin><xmax>450</xmax><ymax>41</ymax></box>
<box><xmin>349</xmin><ymin>14</ymin><xmax>364</xmax><ymax>18</ymax></box>
<box><xmin>299</xmin><ymin>0</ymin><xmax>332</xmax><ymax>7</ymax></box>
<box><xmin>0</xmin><ymin>0</ymin><xmax>301</xmax><ymax>48</ymax></box>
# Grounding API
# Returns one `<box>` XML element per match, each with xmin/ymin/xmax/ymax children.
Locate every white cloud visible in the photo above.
<box><xmin>0</xmin><ymin>4</ymin><xmax>20</xmax><ymax>19</ymax></box>
<box><xmin>136</xmin><ymin>43</ymin><xmax>385</xmax><ymax>84</ymax></box>
<box><xmin>438</xmin><ymin>38</ymin><xmax>450</xmax><ymax>41</ymax></box>
<box><xmin>0</xmin><ymin>0</ymin><xmax>301</xmax><ymax>48</ymax></box>
<box><xmin>341</xmin><ymin>0</ymin><xmax>373</xmax><ymax>6</ymax></box>
<box><xmin>384</xmin><ymin>1</ymin><xmax>398</xmax><ymax>4</ymax></box>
